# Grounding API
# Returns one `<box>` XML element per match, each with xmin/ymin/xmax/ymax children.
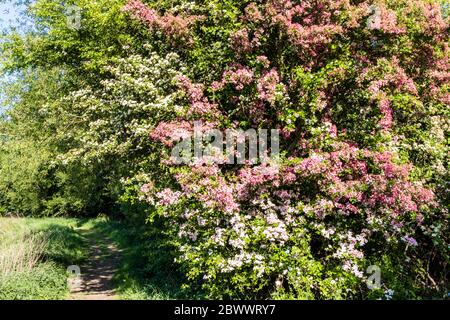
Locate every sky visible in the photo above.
<box><xmin>0</xmin><ymin>1</ymin><xmax>26</xmax><ymax>114</ymax></box>
<box><xmin>0</xmin><ymin>1</ymin><xmax>22</xmax><ymax>31</ymax></box>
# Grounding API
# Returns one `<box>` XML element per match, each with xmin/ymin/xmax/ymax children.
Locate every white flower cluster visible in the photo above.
<box><xmin>58</xmin><ymin>47</ymin><xmax>184</xmax><ymax>165</ymax></box>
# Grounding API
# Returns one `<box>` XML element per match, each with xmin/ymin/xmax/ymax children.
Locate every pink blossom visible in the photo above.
<box><xmin>379</xmin><ymin>97</ymin><xmax>393</xmax><ymax>131</ymax></box>
<box><xmin>274</xmin><ymin>190</ymin><xmax>292</xmax><ymax>201</ymax></box>
<box><xmin>150</xmin><ymin>120</ymin><xmax>193</xmax><ymax>147</ymax></box>
<box><xmin>377</xmin><ymin>6</ymin><xmax>405</xmax><ymax>34</ymax></box>
<box><xmin>257</xmin><ymin>69</ymin><xmax>284</xmax><ymax>104</ymax></box>
<box><xmin>218</xmin><ymin>65</ymin><xmax>255</xmax><ymax>91</ymax></box>
<box><xmin>238</xmin><ymin>164</ymin><xmax>280</xmax><ymax>187</ymax></box>
<box><xmin>282</xmin><ymin>171</ymin><xmax>296</xmax><ymax>184</ymax></box>
<box><xmin>122</xmin><ymin>0</ymin><xmax>200</xmax><ymax>41</ymax></box>
<box><xmin>177</xmin><ymin>75</ymin><xmax>205</xmax><ymax>102</ymax></box>
<box><xmin>248</xmin><ymin>100</ymin><xmax>266</xmax><ymax>123</ymax></box>
<box><xmin>231</xmin><ymin>29</ymin><xmax>253</xmax><ymax>54</ymax></box>
<box><xmin>244</xmin><ymin>3</ymin><xmax>263</xmax><ymax>22</ymax></box>
<box><xmin>176</xmin><ymin>75</ymin><xmax>220</xmax><ymax>116</ymax></box>
<box><xmin>140</xmin><ymin>182</ymin><xmax>154</xmax><ymax>194</ymax></box>
<box><xmin>296</xmin><ymin>154</ymin><xmax>326</xmax><ymax>175</ymax></box>
<box><xmin>256</xmin><ymin>56</ymin><xmax>270</xmax><ymax>68</ymax></box>
<box><xmin>421</xmin><ymin>3</ymin><xmax>447</xmax><ymax>36</ymax></box>
<box><xmin>156</xmin><ymin>188</ymin><xmax>182</xmax><ymax>205</ymax></box>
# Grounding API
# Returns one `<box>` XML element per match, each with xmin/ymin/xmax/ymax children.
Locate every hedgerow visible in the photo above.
<box><xmin>125</xmin><ymin>0</ymin><xmax>449</xmax><ymax>299</ymax></box>
<box><xmin>0</xmin><ymin>0</ymin><xmax>448</xmax><ymax>299</ymax></box>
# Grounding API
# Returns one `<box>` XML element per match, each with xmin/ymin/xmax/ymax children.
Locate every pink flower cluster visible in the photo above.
<box><xmin>375</xmin><ymin>5</ymin><xmax>406</xmax><ymax>34</ymax></box>
<box><xmin>419</xmin><ymin>2</ymin><xmax>447</xmax><ymax>36</ymax></box>
<box><xmin>248</xmin><ymin>100</ymin><xmax>266</xmax><ymax>124</ymax></box>
<box><xmin>175</xmin><ymin>169</ymin><xmax>240</xmax><ymax>214</ymax></box>
<box><xmin>428</xmin><ymin>45</ymin><xmax>450</xmax><ymax>104</ymax></box>
<box><xmin>366</xmin><ymin>58</ymin><xmax>418</xmax><ymax>96</ymax></box>
<box><xmin>150</xmin><ymin>120</ymin><xmax>193</xmax><ymax>147</ymax></box>
<box><xmin>256</xmin><ymin>56</ymin><xmax>270</xmax><ymax>68</ymax></box>
<box><xmin>379</xmin><ymin>96</ymin><xmax>393</xmax><ymax>131</ymax></box>
<box><xmin>281</xmin><ymin>142</ymin><xmax>437</xmax><ymax>218</ymax></box>
<box><xmin>198</xmin><ymin>178</ymin><xmax>240</xmax><ymax>214</ymax></box>
<box><xmin>156</xmin><ymin>188</ymin><xmax>182</xmax><ymax>205</ymax></box>
<box><xmin>230</xmin><ymin>29</ymin><xmax>253</xmax><ymax>55</ymax></box>
<box><xmin>212</xmin><ymin>64</ymin><xmax>254</xmax><ymax>91</ymax></box>
<box><xmin>177</xmin><ymin>75</ymin><xmax>219</xmax><ymax>116</ymax></box>
<box><xmin>265</xmin><ymin>0</ymin><xmax>344</xmax><ymax>53</ymax></box>
<box><xmin>140</xmin><ymin>182</ymin><xmax>154</xmax><ymax>194</ymax></box>
<box><xmin>122</xmin><ymin>0</ymin><xmax>200</xmax><ymax>41</ymax></box>
<box><xmin>362</xmin><ymin>57</ymin><xmax>421</xmax><ymax>131</ymax></box>
<box><xmin>244</xmin><ymin>3</ymin><xmax>263</xmax><ymax>23</ymax></box>
<box><xmin>296</xmin><ymin>154</ymin><xmax>327</xmax><ymax>175</ymax></box>
<box><xmin>236</xmin><ymin>164</ymin><xmax>281</xmax><ymax>200</ymax></box>
<box><xmin>257</xmin><ymin>69</ymin><xmax>284</xmax><ymax>104</ymax></box>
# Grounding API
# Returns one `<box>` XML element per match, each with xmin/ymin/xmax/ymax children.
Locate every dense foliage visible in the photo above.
<box><xmin>0</xmin><ymin>217</ymin><xmax>87</xmax><ymax>300</ymax></box>
<box><xmin>0</xmin><ymin>0</ymin><xmax>448</xmax><ymax>299</ymax></box>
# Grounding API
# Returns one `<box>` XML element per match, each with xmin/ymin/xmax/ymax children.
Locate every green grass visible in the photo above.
<box><xmin>93</xmin><ymin>219</ymin><xmax>189</xmax><ymax>300</ymax></box>
<box><xmin>0</xmin><ymin>216</ymin><xmax>191</xmax><ymax>300</ymax></box>
<box><xmin>0</xmin><ymin>217</ymin><xmax>88</xmax><ymax>300</ymax></box>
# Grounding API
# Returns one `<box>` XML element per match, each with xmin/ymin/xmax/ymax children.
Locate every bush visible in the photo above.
<box><xmin>0</xmin><ymin>0</ymin><xmax>448</xmax><ymax>300</ymax></box>
<box><xmin>0</xmin><ymin>262</ymin><xmax>68</xmax><ymax>300</ymax></box>
<box><xmin>126</xmin><ymin>0</ymin><xmax>449</xmax><ymax>299</ymax></box>
<box><xmin>0</xmin><ymin>218</ymin><xmax>88</xmax><ymax>300</ymax></box>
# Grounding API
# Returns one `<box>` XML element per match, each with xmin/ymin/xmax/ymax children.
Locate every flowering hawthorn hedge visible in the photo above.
<box><xmin>119</xmin><ymin>0</ymin><xmax>450</xmax><ymax>299</ymax></box>
<box><xmin>3</xmin><ymin>0</ymin><xmax>447</xmax><ymax>299</ymax></box>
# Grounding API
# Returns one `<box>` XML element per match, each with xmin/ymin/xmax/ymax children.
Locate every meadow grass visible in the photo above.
<box><xmin>0</xmin><ymin>216</ymin><xmax>189</xmax><ymax>300</ymax></box>
<box><xmin>0</xmin><ymin>217</ymin><xmax>88</xmax><ymax>300</ymax></box>
<box><xmin>92</xmin><ymin>219</ymin><xmax>191</xmax><ymax>300</ymax></box>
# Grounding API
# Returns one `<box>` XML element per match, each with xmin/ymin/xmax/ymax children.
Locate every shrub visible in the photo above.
<box><xmin>0</xmin><ymin>262</ymin><xmax>68</xmax><ymax>300</ymax></box>
<box><xmin>126</xmin><ymin>0</ymin><xmax>449</xmax><ymax>299</ymax></box>
<box><xmin>0</xmin><ymin>218</ymin><xmax>87</xmax><ymax>300</ymax></box>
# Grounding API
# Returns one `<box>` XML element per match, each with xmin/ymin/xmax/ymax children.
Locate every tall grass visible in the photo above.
<box><xmin>0</xmin><ymin>217</ymin><xmax>47</xmax><ymax>278</ymax></box>
<box><xmin>0</xmin><ymin>217</ymin><xmax>87</xmax><ymax>300</ymax></box>
<box><xmin>0</xmin><ymin>232</ymin><xmax>48</xmax><ymax>277</ymax></box>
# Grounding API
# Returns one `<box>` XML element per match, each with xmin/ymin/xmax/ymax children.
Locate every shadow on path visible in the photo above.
<box><xmin>68</xmin><ymin>228</ymin><xmax>122</xmax><ymax>300</ymax></box>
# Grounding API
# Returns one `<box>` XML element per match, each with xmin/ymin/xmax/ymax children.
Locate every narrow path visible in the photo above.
<box><xmin>68</xmin><ymin>228</ymin><xmax>122</xmax><ymax>300</ymax></box>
